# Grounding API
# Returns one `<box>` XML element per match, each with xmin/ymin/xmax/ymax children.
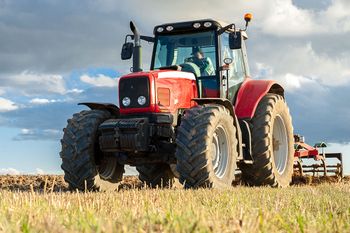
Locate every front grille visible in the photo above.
<box><xmin>119</xmin><ymin>76</ymin><xmax>150</xmax><ymax>108</ymax></box>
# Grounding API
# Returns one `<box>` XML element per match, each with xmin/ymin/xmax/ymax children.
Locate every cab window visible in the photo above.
<box><xmin>153</xmin><ymin>31</ymin><xmax>217</xmax><ymax>78</ymax></box>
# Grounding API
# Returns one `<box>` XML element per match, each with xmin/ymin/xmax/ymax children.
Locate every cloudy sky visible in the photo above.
<box><xmin>0</xmin><ymin>0</ymin><xmax>349</xmax><ymax>175</ymax></box>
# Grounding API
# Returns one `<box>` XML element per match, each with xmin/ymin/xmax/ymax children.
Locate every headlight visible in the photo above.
<box><xmin>122</xmin><ymin>97</ymin><xmax>131</xmax><ymax>107</ymax></box>
<box><xmin>137</xmin><ymin>96</ymin><xmax>146</xmax><ymax>105</ymax></box>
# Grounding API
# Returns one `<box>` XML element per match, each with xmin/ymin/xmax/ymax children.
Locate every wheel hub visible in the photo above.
<box><xmin>272</xmin><ymin>115</ymin><xmax>288</xmax><ymax>175</ymax></box>
<box><xmin>211</xmin><ymin>125</ymin><xmax>229</xmax><ymax>179</ymax></box>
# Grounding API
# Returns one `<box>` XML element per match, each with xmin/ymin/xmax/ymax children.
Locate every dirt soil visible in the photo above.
<box><xmin>0</xmin><ymin>175</ymin><xmax>348</xmax><ymax>192</ymax></box>
<box><xmin>0</xmin><ymin>175</ymin><xmax>143</xmax><ymax>192</ymax></box>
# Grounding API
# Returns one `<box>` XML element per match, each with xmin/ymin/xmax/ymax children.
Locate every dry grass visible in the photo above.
<box><xmin>0</xmin><ymin>176</ymin><xmax>350</xmax><ymax>232</ymax></box>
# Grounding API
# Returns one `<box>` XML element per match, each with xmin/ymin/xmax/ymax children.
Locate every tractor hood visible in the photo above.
<box><xmin>118</xmin><ymin>70</ymin><xmax>198</xmax><ymax>115</ymax></box>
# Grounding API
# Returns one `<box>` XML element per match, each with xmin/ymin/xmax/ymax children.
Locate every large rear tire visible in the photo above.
<box><xmin>241</xmin><ymin>94</ymin><xmax>294</xmax><ymax>187</ymax></box>
<box><xmin>175</xmin><ymin>105</ymin><xmax>238</xmax><ymax>188</ymax></box>
<box><xmin>136</xmin><ymin>163</ymin><xmax>175</xmax><ymax>188</ymax></box>
<box><xmin>60</xmin><ymin>110</ymin><xmax>124</xmax><ymax>191</ymax></box>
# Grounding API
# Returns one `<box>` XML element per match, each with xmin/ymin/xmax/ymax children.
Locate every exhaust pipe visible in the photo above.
<box><xmin>130</xmin><ymin>21</ymin><xmax>142</xmax><ymax>72</ymax></box>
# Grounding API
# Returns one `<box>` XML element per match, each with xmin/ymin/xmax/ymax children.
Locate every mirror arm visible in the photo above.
<box><xmin>127</xmin><ymin>34</ymin><xmax>155</xmax><ymax>43</ymax></box>
<box><xmin>140</xmin><ymin>35</ymin><xmax>155</xmax><ymax>43</ymax></box>
<box><xmin>218</xmin><ymin>23</ymin><xmax>236</xmax><ymax>35</ymax></box>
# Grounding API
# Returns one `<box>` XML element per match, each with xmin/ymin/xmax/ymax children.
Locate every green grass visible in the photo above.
<box><xmin>0</xmin><ymin>183</ymin><xmax>349</xmax><ymax>233</ymax></box>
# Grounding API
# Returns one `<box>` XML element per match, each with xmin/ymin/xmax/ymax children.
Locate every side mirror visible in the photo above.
<box><xmin>121</xmin><ymin>42</ymin><xmax>133</xmax><ymax>60</ymax></box>
<box><xmin>229</xmin><ymin>32</ymin><xmax>242</xmax><ymax>50</ymax></box>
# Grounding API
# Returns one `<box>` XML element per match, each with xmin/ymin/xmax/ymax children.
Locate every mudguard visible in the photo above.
<box><xmin>78</xmin><ymin>102</ymin><xmax>120</xmax><ymax>116</ymax></box>
<box><xmin>192</xmin><ymin>98</ymin><xmax>234</xmax><ymax>116</ymax></box>
<box><xmin>234</xmin><ymin>78</ymin><xmax>284</xmax><ymax>119</ymax></box>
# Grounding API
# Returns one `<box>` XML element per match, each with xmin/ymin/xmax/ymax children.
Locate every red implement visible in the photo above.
<box><xmin>293</xmin><ymin>135</ymin><xmax>343</xmax><ymax>177</ymax></box>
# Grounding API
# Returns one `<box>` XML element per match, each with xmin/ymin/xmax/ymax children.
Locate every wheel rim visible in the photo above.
<box><xmin>98</xmin><ymin>156</ymin><xmax>118</xmax><ymax>180</ymax></box>
<box><xmin>272</xmin><ymin>114</ymin><xmax>288</xmax><ymax>175</ymax></box>
<box><xmin>211</xmin><ymin>125</ymin><xmax>229</xmax><ymax>179</ymax></box>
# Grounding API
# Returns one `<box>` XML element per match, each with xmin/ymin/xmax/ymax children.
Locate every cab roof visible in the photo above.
<box><xmin>154</xmin><ymin>19</ymin><xmax>248</xmax><ymax>39</ymax></box>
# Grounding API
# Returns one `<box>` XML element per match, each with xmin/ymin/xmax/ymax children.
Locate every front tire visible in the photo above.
<box><xmin>175</xmin><ymin>105</ymin><xmax>238</xmax><ymax>188</ymax></box>
<box><xmin>241</xmin><ymin>94</ymin><xmax>294</xmax><ymax>187</ymax></box>
<box><xmin>60</xmin><ymin>110</ymin><xmax>124</xmax><ymax>191</ymax></box>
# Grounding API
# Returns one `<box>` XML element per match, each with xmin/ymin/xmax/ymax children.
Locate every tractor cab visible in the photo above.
<box><xmin>150</xmin><ymin>19</ymin><xmax>250</xmax><ymax>101</ymax></box>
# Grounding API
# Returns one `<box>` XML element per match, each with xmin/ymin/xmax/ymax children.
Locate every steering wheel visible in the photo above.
<box><xmin>179</xmin><ymin>62</ymin><xmax>201</xmax><ymax>77</ymax></box>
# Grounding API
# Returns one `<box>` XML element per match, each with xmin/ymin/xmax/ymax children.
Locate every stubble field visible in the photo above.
<box><xmin>0</xmin><ymin>175</ymin><xmax>349</xmax><ymax>233</ymax></box>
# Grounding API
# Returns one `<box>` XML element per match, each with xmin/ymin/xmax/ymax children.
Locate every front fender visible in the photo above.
<box><xmin>234</xmin><ymin>78</ymin><xmax>284</xmax><ymax>119</ymax></box>
<box><xmin>192</xmin><ymin>98</ymin><xmax>234</xmax><ymax>116</ymax></box>
<box><xmin>78</xmin><ymin>102</ymin><xmax>120</xmax><ymax>116</ymax></box>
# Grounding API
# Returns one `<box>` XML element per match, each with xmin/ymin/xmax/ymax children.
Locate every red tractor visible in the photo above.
<box><xmin>60</xmin><ymin>14</ymin><xmax>296</xmax><ymax>190</ymax></box>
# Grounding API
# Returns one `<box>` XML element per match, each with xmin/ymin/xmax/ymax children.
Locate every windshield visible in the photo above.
<box><xmin>152</xmin><ymin>31</ymin><xmax>217</xmax><ymax>78</ymax></box>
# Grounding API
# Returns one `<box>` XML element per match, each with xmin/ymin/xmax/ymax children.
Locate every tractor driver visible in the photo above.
<box><xmin>185</xmin><ymin>47</ymin><xmax>215</xmax><ymax>76</ymax></box>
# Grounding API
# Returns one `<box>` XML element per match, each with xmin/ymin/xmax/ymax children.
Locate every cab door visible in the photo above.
<box><xmin>220</xmin><ymin>32</ymin><xmax>247</xmax><ymax>103</ymax></box>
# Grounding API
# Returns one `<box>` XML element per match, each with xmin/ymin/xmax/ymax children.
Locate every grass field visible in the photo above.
<box><xmin>0</xmin><ymin>176</ymin><xmax>349</xmax><ymax>233</ymax></box>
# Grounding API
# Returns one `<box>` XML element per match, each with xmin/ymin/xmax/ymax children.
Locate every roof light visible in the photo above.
<box><xmin>193</xmin><ymin>23</ymin><xmax>201</xmax><ymax>28</ymax></box>
<box><xmin>157</xmin><ymin>27</ymin><xmax>164</xmax><ymax>33</ymax></box>
<box><xmin>166</xmin><ymin>25</ymin><xmax>174</xmax><ymax>31</ymax></box>
<box><xmin>204</xmin><ymin>22</ymin><xmax>212</xmax><ymax>28</ymax></box>
<box><xmin>244</xmin><ymin>13</ymin><xmax>253</xmax><ymax>23</ymax></box>
<box><xmin>243</xmin><ymin>13</ymin><xmax>253</xmax><ymax>30</ymax></box>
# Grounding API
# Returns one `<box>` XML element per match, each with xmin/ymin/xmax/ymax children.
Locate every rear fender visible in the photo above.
<box><xmin>192</xmin><ymin>98</ymin><xmax>243</xmax><ymax>160</ymax></box>
<box><xmin>234</xmin><ymin>78</ymin><xmax>284</xmax><ymax>119</ymax></box>
<box><xmin>78</xmin><ymin>102</ymin><xmax>120</xmax><ymax>117</ymax></box>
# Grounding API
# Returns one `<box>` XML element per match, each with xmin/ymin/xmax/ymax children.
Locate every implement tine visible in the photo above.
<box><xmin>325</xmin><ymin>153</ymin><xmax>344</xmax><ymax>178</ymax></box>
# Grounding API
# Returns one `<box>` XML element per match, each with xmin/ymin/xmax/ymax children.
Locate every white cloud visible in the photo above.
<box><xmin>280</xmin><ymin>43</ymin><xmax>350</xmax><ymax>86</ymax></box>
<box><xmin>29</xmin><ymin>98</ymin><xmax>60</xmax><ymax>105</ymax></box>
<box><xmin>66</xmin><ymin>88</ymin><xmax>84</xmax><ymax>94</ymax></box>
<box><xmin>278</xmin><ymin>73</ymin><xmax>328</xmax><ymax>94</ymax></box>
<box><xmin>21</xmin><ymin>128</ymin><xmax>34</xmax><ymax>135</ymax></box>
<box><xmin>199</xmin><ymin>0</ymin><xmax>349</xmax><ymax>37</ymax></box>
<box><xmin>254</xmin><ymin>43</ymin><xmax>350</xmax><ymax>89</ymax></box>
<box><xmin>14</xmin><ymin>128</ymin><xmax>62</xmax><ymax>141</ymax></box>
<box><xmin>261</xmin><ymin>0</ymin><xmax>322</xmax><ymax>36</ymax></box>
<box><xmin>254</xmin><ymin>63</ymin><xmax>317</xmax><ymax>92</ymax></box>
<box><xmin>255</xmin><ymin>63</ymin><xmax>274</xmax><ymax>79</ymax></box>
<box><xmin>283</xmin><ymin>73</ymin><xmax>308</xmax><ymax>90</ymax></box>
<box><xmin>0</xmin><ymin>168</ymin><xmax>21</xmax><ymax>175</ymax></box>
<box><xmin>0</xmin><ymin>97</ymin><xmax>18</xmax><ymax>112</ymax></box>
<box><xmin>321</xmin><ymin>0</ymin><xmax>350</xmax><ymax>33</ymax></box>
<box><xmin>80</xmin><ymin>74</ymin><xmax>117</xmax><ymax>87</ymax></box>
<box><xmin>2</xmin><ymin>71</ymin><xmax>66</xmax><ymax>95</ymax></box>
